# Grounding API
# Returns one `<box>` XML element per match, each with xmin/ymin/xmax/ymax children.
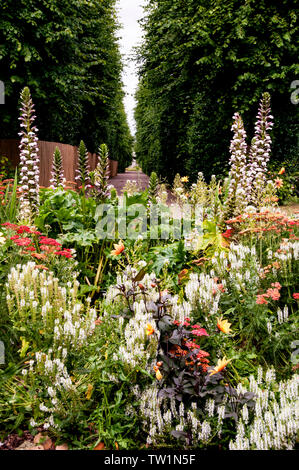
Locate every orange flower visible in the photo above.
<box><xmin>217</xmin><ymin>318</ymin><xmax>232</xmax><ymax>334</ymax></box>
<box><xmin>146</xmin><ymin>323</ymin><xmax>154</xmax><ymax>336</ymax></box>
<box><xmin>278</xmin><ymin>167</ymin><xmax>285</xmax><ymax>175</ymax></box>
<box><xmin>155</xmin><ymin>369</ymin><xmax>163</xmax><ymax>380</ymax></box>
<box><xmin>209</xmin><ymin>357</ymin><xmax>232</xmax><ymax>376</ymax></box>
<box><xmin>274</xmin><ymin>178</ymin><xmax>283</xmax><ymax>189</ymax></box>
<box><xmin>153</xmin><ymin>365</ymin><xmax>163</xmax><ymax>380</ymax></box>
<box><xmin>266</xmin><ymin>288</ymin><xmax>280</xmax><ymax>301</ymax></box>
<box><xmin>111</xmin><ymin>241</ymin><xmax>125</xmax><ymax>256</ymax></box>
<box><xmin>34</xmin><ymin>264</ymin><xmax>49</xmax><ymax>271</ymax></box>
<box><xmin>31</xmin><ymin>252</ymin><xmax>47</xmax><ymax>260</ymax></box>
<box><xmin>256</xmin><ymin>295</ymin><xmax>268</xmax><ymax>305</ymax></box>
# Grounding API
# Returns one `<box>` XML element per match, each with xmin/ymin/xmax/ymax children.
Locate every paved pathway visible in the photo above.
<box><xmin>109</xmin><ymin>170</ymin><xmax>150</xmax><ymax>194</ymax></box>
<box><xmin>279</xmin><ymin>203</ymin><xmax>299</xmax><ymax>216</ymax></box>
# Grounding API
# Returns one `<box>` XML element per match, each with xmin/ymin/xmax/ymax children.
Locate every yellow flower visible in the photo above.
<box><xmin>217</xmin><ymin>318</ymin><xmax>232</xmax><ymax>334</ymax></box>
<box><xmin>146</xmin><ymin>323</ymin><xmax>154</xmax><ymax>336</ymax></box>
<box><xmin>111</xmin><ymin>241</ymin><xmax>125</xmax><ymax>256</ymax></box>
<box><xmin>181</xmin><ymin>176</ymin><xmax>189</xmax><ymax>183</ymax></box>
<box><xmin>209</xmin><ymin>357</ymin><xmax>232</xmax><ymax>376</ymax></box>
<box><xmin>86</xmin><ymin>384</ymin><xmax>93</xmax><ymax>400</ymax></box>
<box><xmin>278</xmin><ymin>167</ymin><xmax>285</xmax><ymax>175</ymax></box>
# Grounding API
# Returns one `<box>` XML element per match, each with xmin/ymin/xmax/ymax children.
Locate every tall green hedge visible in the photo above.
<box><xmin>0</xmin><ymin>0</ymin><xmax>133</xmax><ymax>171</ymax></box>
<box><xmin>135</xmin><ymin>0</ymin><xmax>299</xmax><ymax>182</ymax></box>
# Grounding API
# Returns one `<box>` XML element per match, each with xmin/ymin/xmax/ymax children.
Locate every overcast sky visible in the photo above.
<box><xmin>117</xmin><ymin>0</ymin><xmax>146</xmax><ymax>135</ymax></box>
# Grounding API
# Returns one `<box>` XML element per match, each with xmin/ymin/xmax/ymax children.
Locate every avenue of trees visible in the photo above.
<box><xmin>135</xmin><ymin>0</ymin><xmax>299</xmax><ymax>182</ymax></box>
<box><xmin>0</xmin><ymin>0</ymin><xmax>133</xmax><ymax>171</ymax></box>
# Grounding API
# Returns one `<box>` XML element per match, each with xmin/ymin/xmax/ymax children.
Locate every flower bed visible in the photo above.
<box><xmin>0</xmin><ymin>88</ymin><xmax>298</xmax><ymax>451</ymax></box>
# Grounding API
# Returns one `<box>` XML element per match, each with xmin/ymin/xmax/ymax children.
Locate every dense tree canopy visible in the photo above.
<box><xmin>0</xmin><ymin>0</ymin><xmax>133</xmax><ymax>171</ymax></box>
<box><xmin>135</xmin><ymin>0</ymin><xmax>299</xmax><ymax>182</ymax></box>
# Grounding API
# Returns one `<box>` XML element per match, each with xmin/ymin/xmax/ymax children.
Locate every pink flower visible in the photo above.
<box><xmin>256</xmin><ymin>295</ymin><xmax>268</xmax><ymax>305</ymax></box>
<box><xmin>217</xmin><ymin>283</ymin><xmax>226</xmax><ymax>293</ymax></box>
<box><xmin>25</xmin><ymin>246</ymin><xmax>36</xmax><ymax>252</ymax></box>
<box><xmin>266</xmin><ymin>288</ymin><xmax>280</xmax><ymax>301</ymax></box>
<box><xmin>14</xmin><ymin>237</ymin><xmax>32</xmax><ymax>247</ymax></box>
<box><xmin>293</xmin><ymin>293</ymin><xmax>299</xmax><ymax>300</ymax></box>
<box><xmin>39</xmin><ymin>236</ymin><xmax>61</xmax><ymax>247</ymax></box>
<box><xmin>185</xmin><ymin>341</ymin><xmax>201</xmax><ymax>350</ymax></box>
<box><xmin>192</xmin><ymin>327</ymin><xmax>209</xmax><ymax>337</ymax></box>
<box><xmin>54</xmin><ymin>249</ymin><xmax>72</xmax><ymax>259</ymax></box>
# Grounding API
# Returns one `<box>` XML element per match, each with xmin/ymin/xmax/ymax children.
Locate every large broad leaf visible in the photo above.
<box><xmin>196</xmin><ymin>220</ymin><xmax>229</xmax><ymax>254</ymax></box>
<box><xmin>61</xmin><ymin>229</ymin><xmax>98</xmax><ymax>247</ymax></box>
<box><xmin>123</xmin><ymin>191</ymin><xmax>148</xmax><ymax>208</ymax></box>
<box><xmin>149</xmin><ymin>241</ymin><xmax>186</xmax><ymax>275</ymax></box>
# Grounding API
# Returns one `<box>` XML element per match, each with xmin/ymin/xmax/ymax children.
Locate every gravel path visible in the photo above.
<box><xmin>109</xmin><ymin>170</ymin><xmax>150</xmax><ymax>194</ymax></box>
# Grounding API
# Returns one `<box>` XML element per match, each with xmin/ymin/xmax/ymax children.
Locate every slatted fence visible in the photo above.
<box><xmin>0</xmin><ymin>139</ymin><xmax>118</xmax><ymax>187</ymax></box>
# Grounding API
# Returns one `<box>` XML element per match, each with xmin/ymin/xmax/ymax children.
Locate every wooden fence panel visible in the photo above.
<box><xmin>0</xmin><ymin>139</ymin><xmax>118</xmax><ymax>187</ymax></box>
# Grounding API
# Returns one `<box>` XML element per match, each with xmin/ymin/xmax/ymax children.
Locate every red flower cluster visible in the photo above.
<box><xmin>54</xmin><ymin>249</ymin><xmax>73</xmax><ymax>259</ymax></box>
<box><xmin>39</xmin><ymin>236</ymin><xmax>61</xmax><ymax>247</ymax></box>
<box><xmin>222</xmin><ymin>228</ymin><xmax>234</xmax><ymax>239</ymax></box>
<box><xmin>182</xmin><ymin>317</ymin><xmax>191</xmax><ymax>327</ymax></box>
<box><xmin>170</xmin><ymin>320</ymin><xmax>210</xmax><ymax>372</ymax></box>
<box><xmin>169</xmin><ymin>341</ymin><xmax>210</xmax><ymax>373</ymax></box>
<box><xmin>191</xmin><ymin>324</ymin><xmax>209</xmax><ymax>337</ymax></box>
<box><xmin>173</xmin><ymin>319</ymin><xmax>209</xmax><ymax>337</ymax></box>
<box><xmin>13</xmin><ymin>237</ymin><xmax>32</xmax><ymax>247</ymax></box>
<box><xmin>2</xmin><ymin>223</ymin><xmax>73</xmax><ymax>261</ymax></box>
